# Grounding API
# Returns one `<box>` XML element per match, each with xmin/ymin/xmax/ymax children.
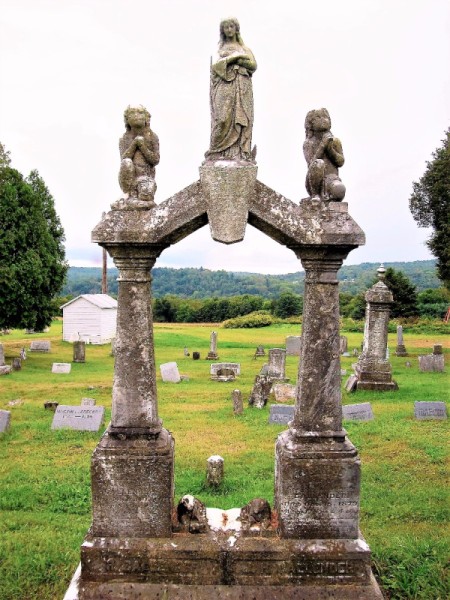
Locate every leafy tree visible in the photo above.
<box><xmin>0</xmin><ymin>162</ymin><xmax>68</xmax><ymax>330</ymax></box>
<box><xmin>0</xmin><ymin>142</ymin><xmax>11</xmax><ymax>167</ymax></box>
<box><xmin>153</xmin><ymin>297</ymin><xmax>176</xmax><ymax>322</ymax></box>
<box><xmin>273</xmin><ymin>291</ymin><xmax>303</xmax><ymax>318</ymax></box>
<box><xmin>409</xmin><ymin>129</ymin><xmax>450</xmax><ymax>288</ymax></box>
<box><xmin>383</xmin><ymin>268</ymin><xmax>419</xmax><ymax>318</ymax></box>
<box><xmin>417</xmin><ymin>287</ymin><xmax>450</xmax><ymax>319</ymax></box>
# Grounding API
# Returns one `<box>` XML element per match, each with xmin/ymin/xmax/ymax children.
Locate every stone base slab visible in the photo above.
<box><xmin>356</xmin><ymin>380</ymin><xmax>399</xmax><ymax>391</ymax></box>
<box><xmin>71</xmin><ymin>534</ymin><xmax>382</xmax><ymax>599</ymax></box>
<box><xmin>275</xmin><ymin>432</ymin><xmax>361</xmax><ymax>539</ymax></box>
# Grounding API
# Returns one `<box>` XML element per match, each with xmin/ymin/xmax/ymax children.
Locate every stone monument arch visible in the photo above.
<box><xmin>69</xmin><ymin>20</ymin><xmax>382</xmax><ymax>600</ymax></box>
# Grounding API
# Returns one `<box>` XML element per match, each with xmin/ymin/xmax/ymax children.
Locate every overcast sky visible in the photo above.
<box><xmin>1</xmin><ymin>0</ymin><xmax>449</xmax><ymax>273</ymax></box>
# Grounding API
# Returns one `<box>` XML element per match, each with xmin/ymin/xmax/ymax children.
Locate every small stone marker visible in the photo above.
<box><xmin>0</xmin><ymin>410</ymin><xmax>11</xmax><ymax>432</ymax></box>
<box><xmin>433</xmin><ymin>344</ymin><xmax>443</xmax><ymax>355</ymax></box>
<box><xmin>254</xmin><ymin>345</ymin><xmax>265</xmax><ymax>358</ymax></box>
<box><xmin>81</xmin><ymin>398</ymin><xmax>96</xmax><ymax>406</ymax></box>
<box><xmin>285</xmin><ymin>336</ymin><xmax>302</xmax><ymax>356</ymax></box>
<box><xmin>414</xmin><ymin>401</ymin><xmax>447</xmax><ymax>420</ymax></box>
<box><xmin>192</xmin><ymin>352</ymin><xmax>200</xmax><ymax>360</ymax></box>
<box><xmin>0</xmin><ymin>365</ymin><xmax>12</xmax><ymax>375</ymax></box>
<box><xmin>210</xmin><ymin>363</ymin><xmax>240</xmax><ymax>378</ymax></box>
<box><xmin>341</xmin><ymin>369</ymin><xmax>347</xmax><ymax>376</ymax></box>
<box><xmin>183</xmin><ymin>347</ymin><xmax>190</xmax><ymax>357</ymax></box>
<box><xmin>232</xmin><ymin>389</ymin><xmax>243</xmax><ymax>415</ymax></box>
<box><xmin>51</xmin><ymin>405</ymin><xmax>105</xmax><ymax>431</ymax></box>
<box><xmin>345</xmin><ymin>374</ymin><xmax>358</xmax><ymax>393</ymax></box>
<box><xmin>269</xmin><ymin>404</ymin><xmax>294</xmax><ymax>425</ymax></box>
<box><xmin>160</xmin><ymin>362</ymin><xmax>181</xmax><ymax>383</ymax></box>
<box><xmin>0</xmin><ymin>343</ymin><xmax>5</xmax><ymax>366</ymax></box>
<box><xmin>7</xmin><ymin>399</ymin><xmax>23</xmax><ymax>406</ymax></box>
<box><xmin>248</xmin><ymin>374</ymin><xmax>272</xmax><ymax>408</ymax></box>
<box><xmin>73</xmin><ymin>341</ymin><xmax>86</xmax><ymax>363</ymax></box>
<box><xmin>352</xmin><ymin>348</ymin><xmax>359</xmax><ymax>357</ymax></box>
<box><xmin>395</xmin><ymin>325</ymin><xmax>408</xmax><ymax>356</ymax></box>
<box><xmin>272</xmin><ymin>383</ymin><xmax>296</xmax><ymax>403</ymax></box>
<box><xmin>342</xmin><ymin>402</ymin><xmax>374</xmax><ymax>421</ymax></box>
<box><xmin>44</xmin><ymin>401</ymin><xmax>59</xmax><ymax>411</ymax></box>
<box><xmin>418</xmin><ymin>354</ymin><xmax>445</xmax><ymax>372</ymax></box>
<box><xmin>206</xmin><ymin>331</ymin><xmax>219</xmax><ymax>360</ymax></box>
<box><xmin>30</xmin><ymin>340</ymin><xmax>51</xmax><ymax>352</ymax></box>
<box><xmin>340</xmin><ymin>336</ymin><xmax>348</xmax><ymax>354</ymax></box>
<box><xmin>12</xmin><ymin>357</ymin><xmax>22</xmax><ymax>371</ymax></box>
<box><xmin>405</xmin><ymin>361</ymin><xmax>412</xmax><ymax>368</ymax></box>
<box><xmin>206</xmin><ymin>455</ymin><xmax>224</xmax><ymax>487</ymax></box>
<box><xmin>52</xmin><ymin>363</ymin><xmax>71</xmax><ymax>374</ymax></box>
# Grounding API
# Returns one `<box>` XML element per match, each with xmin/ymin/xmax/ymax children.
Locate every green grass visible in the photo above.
<box><xmin>0</xmin><ymin>321</ymin><xmax>449</xmax><ymax>599</ymax></box>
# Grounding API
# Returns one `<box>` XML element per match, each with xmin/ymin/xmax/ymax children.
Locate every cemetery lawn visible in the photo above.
<box><xmin>0</xmin><ymin>321</ymin><xmax>448</xmax><ymax>600</ymax></box>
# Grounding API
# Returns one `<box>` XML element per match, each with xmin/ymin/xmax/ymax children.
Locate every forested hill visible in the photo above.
<box><xmin>62</xmin><ymin>260</ymin><xmax>439</xmax><ymax>298</ymax></box>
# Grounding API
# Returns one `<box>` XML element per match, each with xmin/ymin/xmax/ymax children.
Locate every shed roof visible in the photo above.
<box><xmin>60</xmin><ymin>294</ymin><xmax>118</xmax><ymax>310</ymax></box>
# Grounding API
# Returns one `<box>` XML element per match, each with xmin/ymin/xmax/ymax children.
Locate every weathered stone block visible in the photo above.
<box><xmin>418</xmin><ymin>354</ymin><xmax>445</xmax><ymax>372</ymax></box>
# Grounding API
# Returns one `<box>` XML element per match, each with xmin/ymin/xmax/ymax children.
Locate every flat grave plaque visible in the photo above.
<box><xmin>414</xmin><ymin>401</ymin><xmax>447</xmax><ymax>420</ymax></box>
<box><xmin>52</xmin><ymin>363</ymin><xmax>71</xmax><ymax>374</ymax></box>
<box><xmin>51</xmin><ymin>405</ymin><xmax>105</xmax><ymax>431</ymax></box>
<box><xmin>268</xmin><ymin>404</ymin><xmax>294</xmax><ymax>425</ymax></box>
<box><xmin>0</xmin><ymin>410</ymin><xmax>11</xmax><ymax>432</ymax></box>
<box><xmin>342</xmin><ymin>402</ymin><xmax>374</xmax><ymax>421</ymax></box>
<box><xmin>30</xmin><ymin>340</ymin><xmax>51</xmax><ymax>352</ymax></box>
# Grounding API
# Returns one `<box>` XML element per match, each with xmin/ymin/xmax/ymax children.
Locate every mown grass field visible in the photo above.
<box><xmin>0</xmin><ymin>321</ymin><xmax>449</xmax><ymax>599</ymax></box>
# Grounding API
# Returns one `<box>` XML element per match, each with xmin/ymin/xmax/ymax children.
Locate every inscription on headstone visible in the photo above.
<box><xmin>342</xmin><ymin>402</ymin><xmax>374</xmax><ymax>421</ymax></box>
<box><xmin>30</xmin><ymin>340</ymin><xmax>51</xmax><ymax>353</ymax></box>
<box><xmin>52</xmin><ymin>363</ymin><xmax>71</xmax><ymax>374</ymax></box>
<box><xmin>414</xmin><ymin>401</ymin><xmax>447</xmax><ymax>420</ymax></box>
<box><xmin>51</xmin><ymin>406</ymin><xmax>105</xmax><ymax>431</ymax></box>
<box><xmin>0</xmin><ymin>410</ymin><xmax>11</xmax><ymax>432</ymax></box>
<box><xmin>160</xmin><ymin>362</ymin><xmax>181</xmax><ymax>383</ymax></box>
<box><xmin>269</xmin><ymin>404</ymin><xmax>294</xmax><ymax>425</ymax></box>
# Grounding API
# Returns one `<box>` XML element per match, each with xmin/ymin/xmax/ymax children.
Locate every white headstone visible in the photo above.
<box><xmin>160</xmin><ymin>362</ymin><xmax>181</xmax><ymax>383</ymax></box>
<box><xmin>51</xmin><ymin>405</ymin><xmax>105</xmax><ymax>431</ymax></box>
<box><xmin>52</xmin><ymin>363</ymin><xmax>72</xmax><ymax>374</ymax></box>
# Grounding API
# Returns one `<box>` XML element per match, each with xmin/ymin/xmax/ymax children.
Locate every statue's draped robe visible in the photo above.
<box><xmin>206</xmin><ymin>43</ymin><xmax>256</xmax><ymax>161</ymax></box>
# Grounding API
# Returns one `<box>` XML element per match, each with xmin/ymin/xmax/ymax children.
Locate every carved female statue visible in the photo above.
<box><xmin>204</xmin><ymin>18</ymin><xmax>257</xmax><ymax>164</ymax></box>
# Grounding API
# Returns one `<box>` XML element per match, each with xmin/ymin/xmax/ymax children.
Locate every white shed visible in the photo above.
<box><xmin>61</xmin><ymin>294</ymin><xmax>117</xmax><ymax>344</ymax></box>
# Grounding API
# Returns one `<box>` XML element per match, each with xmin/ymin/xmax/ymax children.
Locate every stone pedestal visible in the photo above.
<box><xmin>354</xmin><ymin>272</ymin><xmax>398</xmax><ymax>391</ymax></box>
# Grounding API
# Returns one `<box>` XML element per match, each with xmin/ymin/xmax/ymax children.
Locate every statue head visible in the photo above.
<box><xmin>305</xmin><ymin>108</ymin><xmax>331</xmax><ymax>134</ymax></box>
<box><xmin>124</xmin><ymin>105</ymin><xmax>151</xmax><ymax>131</ymax></box>
<box><xmin>219</xmin><ymin>17</ymin><xmax>244</xmax><ymax>45</ymax></box>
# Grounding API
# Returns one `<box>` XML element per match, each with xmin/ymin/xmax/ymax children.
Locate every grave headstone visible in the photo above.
<box><xmin>418</xmin><ymin>354</ymin><xmax>445</xmax><ymax>372</ymax></box>
<box><xmin>183</xmin><ymin>347</ymin><xmax>190</xmax><ymax>357</ymax></box>
<box><xmin>268</xmin><ymin>348</ymin><xmax>288</xmax><ymax>381</ymax></box>
<box><xmin>395</xmin><ymin>325</ymin><xmax>408</xmax><ymax>356</ymax></box>
<box><xmin>248</xmin><ymin>374</ymin><xmax>273</xmax><ymax>409</ymax></box>
<box><xmin>414</xmin><ymin>401</ymin><xmax>447</xmax><ymax>420</ymax></box>
<box><xmin>44</xmin><ymin>401</ymin><xmax>59</xmax><ymax>411</ymax></box>
<box><xmin>0</xmin><ymin>410</ymin><xmax>11</xmax><ymax>432</ymax></box>
<box><xmin>192</xmin><ymin>352</ymin><xmax>200</xmax><ymax>360</ymax></box>
<box><xmin>232</xmin><ymin>389</ymin><xmax>243</xmax><ymax>415</ymax></box>
<box><xmin>206</xmin><ymin>455</ymin><xmax>224</xmax><ymax>487</ymax></box>
<box><xmin>52</xmin><ymin>363</ymin><xmax>72</xmax><ymax>374</ymax></box>
<box><xmin>352</xmin><ymin>348</ymin><xmax>359</xmax><ymax>357</ymax></box>
<box><xmin>73</xmin><ymin>341</ymin><xmax>86</xmax><ymax>363</ymax></box>
<box><xmin>339</xmin><ymin>336</ymin><xmax>348</xmax><ymax>354</ymax></box>
<box><xmin>51</xmin><ymin>405</ymin><xmax>105</xmax><ymax>431</ymax></box>
<box><xmin>81</xmin><ymin>398</ymin><xmax>96</xmax><ymax>406</ymax></box>
<box><xmin>30</xmin><ymin>340</ymin><xmax>51</xmax><ymax>353</ymax></box>
<box><xmin>272</xmin><ymin>383</ymin><xmax>296</xmax><ymax>403</ymax></box>
<box><xmin>12</xmin><ymin>358</ymin><xmax>22</xmax><ymax>371</ymax></box>
<box><xmin>0</xmin><ymin>365</ymin><xmax>12</xmax><ymax>375</ymax></box>
<box><xmin>20</xmin><ymin>348</ymin><xmax>27</xmax><ymax>360</ymax></box>
<box><xmin>0</xmin><ymin>343</ymin><xmax>4</xmax><ymax>366</ymax></box>
<box><xmin>210</xmin><ymin>363</ymin><xmax>240</xmax><ymax>378</ymax></box>
<box><xmin>110</xmin><ymin>338</ymin><xmax>116</xmax><ymax>357</ymax></box>
<box><xmin>285</xmin><ymin>336</ymin><xmax>302</xmax><ymax>356</ymax></box>
<box><xmin>345</xmin><ymin>374</ymin><xmax>358</xmax><ymax>392</ymax></box>
<box><xmin>160</xmin><ymin>362</ymin><xmax>181</xmax><ymax>383</ymax></box>
<box><xmin>268</xmin><ymin>404</ymin><xmax>294</xmax><ymax>425</ymax></box>
<box><xmin>205</xmin><ymin>331</ymin><xmax>219</xmax><ymax>360</ymax></box>
<box><xmin>433</xmin><ymin>344</ymin><xmax>443</xmax><ymax>355</ymax></box>
<box><xmin>342</xmin><ymin>402</ymin><xmax>374</xmax><ymax>421</ymax></box>
<box><xmin>254</xmin><ymin>345</ymin><xmax>265</xmax><ymax>358</ymax></box>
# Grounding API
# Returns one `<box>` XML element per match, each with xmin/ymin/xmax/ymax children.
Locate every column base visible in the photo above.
<box><xmin>91</xmin><ymin>426</ymin><xmax>174</xmax><ymax>538</ymax></box>
<box><xmin>67</xmin><ymin>533</ymin><xmax>383</xmax><ymax>600</ymax></box>
<box><xmin>275</xmin><ymin>430</ymin><xmax>360</xmax><ymax>539</ymax></box>
<box><xmin>354</xmin><ymin>361</ymin><xmax>398</xmax><ymax>391</ymax></box>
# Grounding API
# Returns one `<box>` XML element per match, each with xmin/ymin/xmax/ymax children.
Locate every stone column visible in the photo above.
<box><xmin>355</xmin><ymin>267</ymin><xmax>398</xmax><ymax>390</ymax></box>
<box><xmin>89</xmin><ymin>244</ymin><xmax>174</xmax><ymax>539</ymax></box>
<box><xmin>395</xmin><ymin>325</ymin><xmax>408</xmax><ymax>356</ymax></box>
<box><xmin>206</xmin><ymin>330</ymin><xmax>219</xmax><ymax>360</ymax></box>
<box><xmin>275</xmin><ymin>248</ymin><xmax>361</xmax><ymax>540</ymax></box>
